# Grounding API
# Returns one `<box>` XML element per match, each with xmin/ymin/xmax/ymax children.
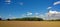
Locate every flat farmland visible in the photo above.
<box><xmin>0</xmin><ymin>21</ymin><xmax>60</xmax><ymax>27</ymax></box>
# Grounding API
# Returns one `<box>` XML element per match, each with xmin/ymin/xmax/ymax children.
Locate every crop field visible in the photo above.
<box><xmin>0</xmin><ymin>21</ymin><xmax>60</xmax><ymax>27</ymax></box>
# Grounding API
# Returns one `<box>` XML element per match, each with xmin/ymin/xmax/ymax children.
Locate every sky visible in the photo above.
<box><xmin>0</xmin><ymin>0</ymin><xmax>60</xmax><ymax>20</ymax></box>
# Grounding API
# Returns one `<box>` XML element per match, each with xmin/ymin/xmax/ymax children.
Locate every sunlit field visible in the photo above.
<box><xmin>0</xmin><ymin>21</ymin><xmax>60</xmax><ymax>27</ymax></box>
<box><xmin>0</xmin><ymin>0</ymin><xmax>60</xmax><ymax>27</ymax></box>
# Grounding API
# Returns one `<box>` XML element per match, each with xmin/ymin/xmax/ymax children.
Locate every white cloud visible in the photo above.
<box><xmin>48</xmin><ymin>10</ymin><xmax>60</xmax><ymax>15</ymax></box>
<box><xmin>21</xmin><ymin>11</ymin><xmax>60</xmax><ymax>20</ymax></box>
<box><xmin>27</xmin><ymin>12</ymin><xmax>32</xmax><ymax>16</ymax></box>
<box><xmin>5</xmin><ymin>0</ymin><xmax>11</xmax><ymax>4</ymax></box>
<box><xmin>47</xmin><ymin>7</ymin><xmax>52</xmax><ymax>9</ymax></box>
<box><xmin>37</xmin><ymin>10</ymin><xmax>60</xmax><ymax>20</ymax></box>
<box><xmin>21</xmin><ymin>12</ymin><xmax>32</xmax><ymax>17</ymax></box>
<box><xmin>20</xmin><ymin>2</ymin><xmax>23</xmax><ymax>5</ymax></box>
<box><xmin>53</xmin><ymin>1</ymin><xmax>60</xmax><ymax>5</ymax></box>
<box><xmin>47</xmin><ymin>10</ymin><xmax>60</xmax><ymax>20</ymax></box>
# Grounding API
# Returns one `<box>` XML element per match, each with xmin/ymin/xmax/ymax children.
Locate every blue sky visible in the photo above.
<box><xmin>0</xmin><ymin>0</ymin><xmax>60</xmax><ymax>19</ymax></box>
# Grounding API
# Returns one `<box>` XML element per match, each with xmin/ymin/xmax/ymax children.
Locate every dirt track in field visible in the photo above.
<box><xmin>0</xmin><ymin>21</ymin><xmax>60</xmax><ymax>27</ymax></box>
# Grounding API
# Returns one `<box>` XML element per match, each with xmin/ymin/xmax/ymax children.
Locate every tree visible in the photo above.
<box><xmin>7</xmin><ymin>18</ymin><xmax>10</xmax><ymax>21</ymax></box>
<box><xmin>0</xmin><ymin>18</ymin><xmax>2</xmax><ymax>20</ymax></box>
<box><xmin>12</xmin><ymin>17</ymin><xmax>43</xmax><ymax>21</ymax></box>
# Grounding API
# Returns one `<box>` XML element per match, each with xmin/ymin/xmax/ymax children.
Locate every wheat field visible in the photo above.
<box><xmin>0</xmin><ymin>21</ymin><xmax>60</xmax><ymax>27</ymax></box>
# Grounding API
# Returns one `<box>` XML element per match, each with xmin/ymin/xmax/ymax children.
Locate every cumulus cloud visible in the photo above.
<box><xmin>5</xmin><ymin>0</ymin><xmax>11</xmax><ymax>4</ymax></box>
<box><xmin>53</xmin><ymin>1</ymin><xmax>60</xmax><ymax>5</ymax></box>
<box><xmin>47</xmin><ymin>10</ymin><xmax>60</xmax><ymax>20</ymax></box>
<box><xmin>48</xmin><ymin>10</ymin><xmax>60</xmax><ymax>16</ymax></box>
<box><xmin>38</xmin><ymin>10</ymin><xmax>60</xmax><ymax>20</ymax></box>
<box><xmin>47</xmin><ymin>7</ymin><xmax>52</xmax><ymax>9</ymax></box>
